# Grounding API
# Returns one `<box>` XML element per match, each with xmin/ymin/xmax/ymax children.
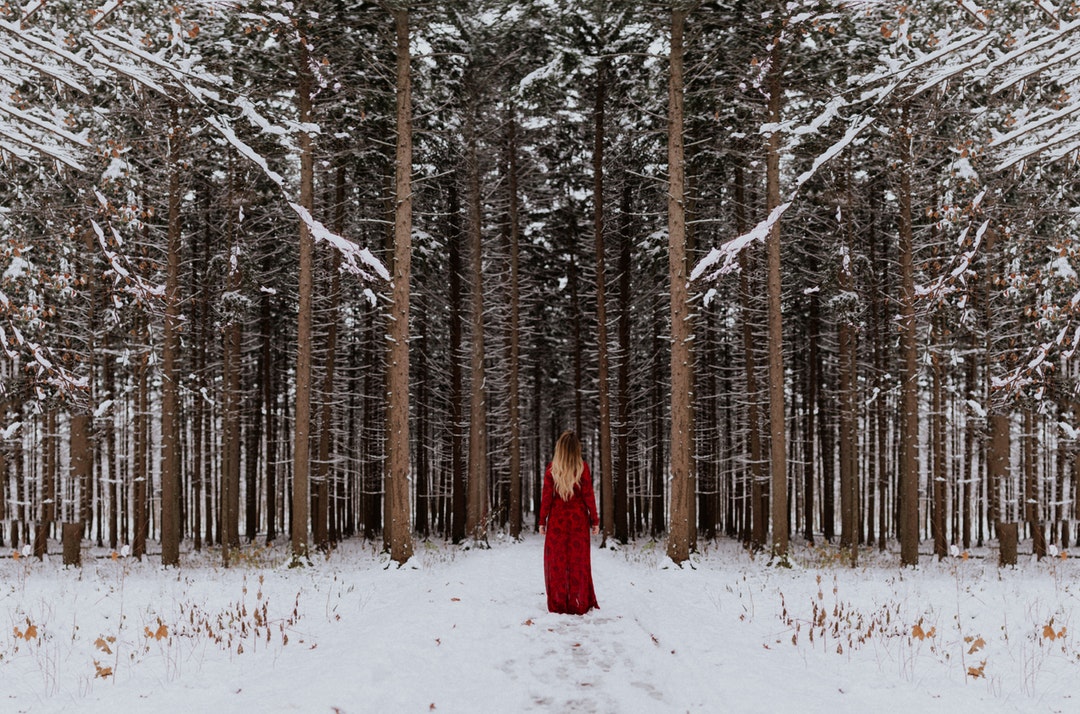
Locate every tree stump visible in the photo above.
<box><xmin>33</xmin><ymin>522</ymin><xmax>48</xmax><ymax>559</ymax></box>
<box><xmin>998</xmin><ymin>522</ymin><xmax>1018</xmax><ymax>566</ymax></box>
<box><xmin>62</xmin><ymin>523</ymin><xmax>82</xmax><ymax>566</ymax></box>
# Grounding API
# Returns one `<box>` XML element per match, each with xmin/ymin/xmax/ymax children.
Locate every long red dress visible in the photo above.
<box><xmin>539</xmin><ymin>461</ymin><xmax>599</xmax><ymax>615</ymax></box>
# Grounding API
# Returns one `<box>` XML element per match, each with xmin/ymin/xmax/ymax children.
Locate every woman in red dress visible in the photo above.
<box><xmin>539</xmin><ymin>430</ymin><xmax>599</xmax><ymax>615</ymax></box>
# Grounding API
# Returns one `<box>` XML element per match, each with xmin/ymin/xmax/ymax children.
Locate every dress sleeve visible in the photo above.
<box><xmin>581</xmin><ymin>461</ymin><xmax>598</xmax><ymax>527</ymax></box>
<box><xmin>539</xmin><ymin>463</ymin><xmax>554</xmax><ymax>528</ymax></box>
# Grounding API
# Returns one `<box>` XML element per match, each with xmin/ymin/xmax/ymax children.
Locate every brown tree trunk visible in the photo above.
<box><xmin>932</xmin><ymin>313</ymin><xmax>947</xmax><ymax>560</ymax></box>
<box><xmin>362</xmin><ymin>310</ymin><xmax>380</xmax><ymax>541</ymax></box>
<box><xmin>898</xmin><ymin>105</ymin><xmax>920</xmax><ymax>567</ymax></box>
<box><xmin>570</xmin><ymin>250</ymin><xmax>583</xmax><ymax>438</ymax></box>
<box><xmin>988</xmin><ymin>413</ymin><xmax>1009</xmax><ymax>531</ymax></box>
<box><xmin>652</xmin><ymin>302</ymin><xmax>665</xmax><ymax>539</ymax></box>
<box><xmin>735</xmin><ymin>162</ymin><xmax>766</xmax><ymax>550</ymax></box>
<box><xmin>133</xmin><ymin>345</ymin><xmax>148</xmax><ymax>559</ymax></box>
<box><xmin>314</xmin><ymin>163</ymin><xmax>345</xmax><ymax>551</ymax></box>
<box><xmin>838</xmin><ymin>187</ymin><xmax>857</xmax><ymax>566</ymax></box>
<box><xmin>191</xmin><ymin>196</ymin><xmax>209</xmax><ymax>551</ymax></box>
<box><xmin>765</xmin><ymin>33</ymin><xmax>788</xmax><ymax>560</ymax></box>
<box><xmin>593</xmin><ymin>60</ymin><xmax>615</xmax><ymax>546</ymax></box>
<box><xmin>104</xmin><ymin>347</ymin><xmax>118</xmax><ymax>551</ymax></box>
<box><xmin>416</xmin><ymin>300</ymin><xmax>430</xmax><ymax>538</ymax></box>
<box><xmin>1025</xmin><ymin>408</ymin><xmax>1045</xmax><ymax>558</ymax></box>
<box><xmin>14</xmin><ymin>426</ymin><xmax>25</xmax><ymax>549</ymax></box>
<box><xmin>533</xmin><ymin>339</ymin><xmax>543</xmax><ymax>532</ymax></box>
<box><xmin>386</xmin><ymin>8</ymin><xmax>415</xmax><ymax>564</ymax></box>
<box><xmin>0</xmin><ymin>444</ymin><xmax>6</xmax><ymax>548</ymax></box>
<box><xmin>161</xmin><ymin>109</ymin><xmax>183</xmax><ymax>566</ymax></box>
<box><xmin>448</xmin><ymin>179</ymin><xmax>466</xmax><ymax>544</ymax></box>
<box><xmin>291</xmin><ymin>25</ymin><xmax>315</xmax><ymax>562</ymax></box>
<box><xmin>615</xmin><ymin>180</ymin><xmax>632</xmax><ymax>544</ymax></box>
<box><xmin>465</xmin><ymin>87</ymin><xmax>488</xmax><ymax>546</ymax></box>
<box><xmin>221</xmin><ymin>283</ymin><xmax>242</xmax><ymax>559</ymax></box>
<box><xmin>245</xmin><ymin>332</ymin><xmax>262</xmax><ymax>544</ymax></box>
<box><xmin>806</xmin><ymin>292</ymin><xmax>821</xmax><ymax>546</ymax></box>
<box><xmin>962</xmin><ymin>353</ymin><xmax>976</xmax><ymax>551</ymax></box>
<box><xmin>869</xmin><ymin>184</ymin><xmax>887</xmax><ymax>551</ymax></box>
<box><xmin>666</xmin><ymin>8</ymin><xmax>694</xmax><ymax>564</ymax></box>
<box><xmin>507</xmin><ymin>109</ymin><xmax>523</xmax><ymax>540</ymax></box>
<box><xmin>261</xmin><ymin>290</ymin><xmax>276</xmax><ymax>544</ymax></box>
<box><xmin>221</xmin><ymin>157</ymin><xmax>242</xmax><ymax>565</ymax></box>
<box><xmin>200</xmin><ymin>222</ymin><xmax>215</xmax><ymax>549</ymax></box>
<box><xmin>70</xmin><ymin>413</ymin><xmax>91</xmax><ymax>535</ymax></box>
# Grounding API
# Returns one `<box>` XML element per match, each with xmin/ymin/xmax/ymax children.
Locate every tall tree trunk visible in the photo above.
<box><xmin>594</xmin><ymin>59</ymin><xmax>614</xmax><ymax>545</ymax></box>
<box><xmin>570</xmin><ymin>250</ymin><xmax>583</xmax><ymax>438</ymax></box>
<box><xmin>962</xmin><ymin>351</ymin><xmax>976</xmax><ymax>551</ymax></box>
<box><xmin>448</xmin><ymin>179</ymin><xmax>466</xmax><ymax>544</ymax></box>
<box><xmin>261</xmin><ymin>291</ymin><xmax>276</xmax><ymax>544</ymax></box>
<box><xmin>932</xmin><ymin>313</ymin><xmax>947</xmax><ymax>559</ymax></box>
<box><xmin>765</xmin><ymin>33</ymin><xmax>789</xmax><ymax>560</ymax></box>
<box><xmin>615</xmin><ymin>180</ymin><xmax>632</xmax><ymax>544</ymax></box>
<box><xmin>898</xmin><ymin>105</ymin><xmax>920</xmax><ymax>566</ymax></box>
<box><xmin>222</xmin><ymin>157</ymin><xmax>242</xmax><ymax>564</ymax></box>
<box><xmin>416</xmin><ymin>299</ymin><xmax>430</xmax><ymax>538</ymax></box>
<box><xmin>465</xmin><ymin>89</ymin><xmax>488</xmax><ymax>546</ymax></box>
<box><xmin>988</xmin><ymin>413</ymin><xmax>1009</xmax><ymax>530</ymax></box>
<box><xmin>191</xmin><ymin>195</ymin><xmax>209</xmax><ymax>551</ymax></box>
<box><xmin>666</xmin><ymin>8</ymin><xmax>694</xmax><ymax>564</ymax></box>
<box><xmin>314</xmin><ymin>162</ymin><xmax>346</xmax><ymax>551</ymax></box>
<box><xmin>507</xmin><ymin>109</ymin><xmax>523</xmax><ymax>540</ymax></box>
<box><xmin>291</xmin><ymin>25</ymin><xmax>315</xmax><ymax>562</ymax></box>
<box><xmin>838</xmin><ymin>191</ymin><xmax>857</xmax><ymax>566</ymax></box>
<box><xmin>222</xmin><ymin>275</ymin><xmax>242</xmax><ymax>559</ymax></box>
<box><xmin>133</xmin><ymin>344</ymin><xmax>148</xmax><ymax>559</ymax></box>
<box><xmin>245</xmin><ymin>322</ymin><xmax>263</xmax><ymax>544</ymax></box>
<box><xmin>533</xmin><ymin>335</ymin><xmax>543</xmax><ymax>532</ymax></box>
<box><xmin>802</xmin><ymin>344</ymin><xmax>816</xmax><ymax>545</ymax></box>
<box><xmin>652</xmin><ymin>301</ymin><xmax>665</xmax><ymax>539</ymax></box>
<box><xmin>735</xmin><ymin>162</ymin><xmax>766</xmax><ymax>550</ymax></box>
<box><xmin>71</xmin><ymin>414</ymin><xmax>91</xmax><ymax>531</ymax></box>
<box><xmin>362</xmin><ymin>310</ymin><xmax>379</xmax><ymax>540</ymax></box>
<box><xmin>869</xmin><ymin>184</ymin><xmax>888</xmax><ymax>551</ymax></box>
<box><xmin>386</xmin><ymin>8</ymin><xmax>415</xmax><ymax>564</ymax></box>
<box><xmin>104</xmin><ymin>346</ymin><xmax>118</xmax><ymax>551</ymax></box>
<box><xmin>0</xmin><ymin>439</ymin><xmax>6</xmax><ymax>549</ymax></box>
<box><xmin>75</xmin><ymin>237</ymin><xmax>95</xmax><ymax>539</ymax></box>
<box><xmin>1025</xmin><ymin>408</ymin><xmax>1046</xmax><ymax>558</ymax></box>
<box><xmin>14</xmin><ymin>423</ymin><xmax>25</xmax><ymax>549</ymax></box>
<box><xmin>200</xmin><ymin>223</ymin><xmax>215</xmax><ymax>549</ymax></box>
<box><xmin>161</xmin><ymin>108</ymin><xmax>183</xmax><ymax>566</ymax></box>
<box><xmin>35</xmin><ymin>409</ymin><xmax>57</xmax><ymax>559</ymax></box>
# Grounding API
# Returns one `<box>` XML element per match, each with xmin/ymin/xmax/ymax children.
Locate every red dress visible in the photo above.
<box><xmin>539</xmin><ymin>461</ymin><xmax>599</xmax><ymax>615</ymax></box>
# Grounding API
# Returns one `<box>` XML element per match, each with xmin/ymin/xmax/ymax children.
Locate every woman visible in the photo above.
<box><xmin>539</xmin><ymin>430</ymin><xmax>599</xmax><ymax>615</ymax></box>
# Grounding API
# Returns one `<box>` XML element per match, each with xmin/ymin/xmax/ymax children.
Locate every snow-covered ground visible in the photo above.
<box><xmin>2</xmin><ymin>535</ymin><xmax>1077</xmax><ymax>713</ymax></box>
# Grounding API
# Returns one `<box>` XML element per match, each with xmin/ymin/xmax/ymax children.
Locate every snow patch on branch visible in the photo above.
<box><xmin>289</xmin><ymin>203</ymin><xmax>389</xmax><ymax>282</ymax></box>
<box><xmin>691</xmin><ymin>202</ymin><xmax>791</xmax><ymax>281</ymax></box>
<box><xmin>206</xmin><ymin>116</ymin><xmax>286</xmax><ymax>187</ymax></box>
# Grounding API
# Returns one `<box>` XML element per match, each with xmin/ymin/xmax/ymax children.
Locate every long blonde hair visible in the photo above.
<box><xmin>551</xmin><ymin>430</ymin><xmax>584</xmax><ymax>501</ymax></box>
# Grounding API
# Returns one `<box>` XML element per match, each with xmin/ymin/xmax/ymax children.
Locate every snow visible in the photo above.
<box><xmin>289</xmin><ymin>203</ymin><xmax>390</xmax><ymax>282</ymax></box>
<box><xmin>3</xmin><ymin>538</ymin><xmax>1078</xmax><ymax>713</ymax></box>
<box><xmin>1050</xmin><ymin>256</ymin><xmax>1077</xmax><ymax>282</ymax></box>
<box><xmin>692</xmin><ymin>201</ymin><xmax>790</xmax><ymax>280</ymax></box>
<box><xmin>4</xmin><ymin>255</ymin><xmax>29</xmax><ymax>281</ymax></box>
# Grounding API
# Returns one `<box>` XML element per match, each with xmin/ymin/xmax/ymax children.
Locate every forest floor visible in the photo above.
<box><xmin>1</xmin><ymin>534</ymin><xmax>1077</xmax><ymax>713</ymax></box>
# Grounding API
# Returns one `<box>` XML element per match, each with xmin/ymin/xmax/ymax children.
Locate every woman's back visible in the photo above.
<box><xmin>540</xmin><ymin>444</ymin><xmax>599</xmax><ymax>615</ymax></box>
